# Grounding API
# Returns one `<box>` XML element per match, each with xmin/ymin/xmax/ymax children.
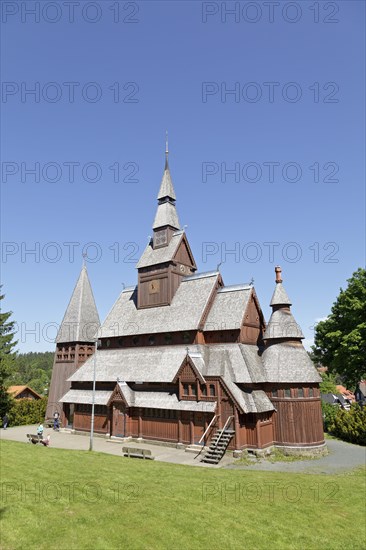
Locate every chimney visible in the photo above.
<box><xmin>275</xmin><ymin>266</ymin><xmax>282</xmax><ymax>284</ymax></box>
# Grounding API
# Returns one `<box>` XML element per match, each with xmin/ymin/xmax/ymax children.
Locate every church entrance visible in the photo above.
<box><xmin>112</xmin><ymin>403</ymin><xmax>125</xmax><ymax>437</ymax></box>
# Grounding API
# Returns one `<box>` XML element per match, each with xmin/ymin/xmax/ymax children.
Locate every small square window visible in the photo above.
<box><xmin>271</xmin><ymin>389</ymin><xmax>278</xmax><ymax>397</ymax></box>
<box><xmin>209</xmin><ymin>384</ymin><xmax>216</xmax><ymax>397</ymax></box>
<box><xmin>201</xmin><ymin>386</ymin><xmax>207</xmax><ymax>397</ymax></box>
<box><xmin>183</xmin><ymin>384</ymin><xmax>189</xmax><ymax>396</ymax></box>
<box><xmin>298</xmin><ymin>388</ymin><xmax>304</xmax><ymax>397</ymax></box>
<box><xmin>191</xmin><ymin>385</ymin><xmax>197</xmax><ymax>397</ymax></box>
<box><xmin>309</xmin><ymin>388</ymin><xmax>314</xmax><ymax>397</ymax></box>
<box><xmin>284</xmin><ymin>389</ymin><xmax>291</xmax><ymax>398</ymax></box>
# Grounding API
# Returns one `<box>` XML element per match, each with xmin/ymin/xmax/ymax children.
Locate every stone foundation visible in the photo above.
<box><xmin>274</xmin><ymin>442</ymin><xmax>328</xmax><ymax>457</ymax></box>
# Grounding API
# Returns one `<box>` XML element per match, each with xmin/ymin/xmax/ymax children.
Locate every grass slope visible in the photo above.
<box><xmin>0</xmin><ymin>441</ymin><xmax>365</xmax><ymax>550</ymax></box>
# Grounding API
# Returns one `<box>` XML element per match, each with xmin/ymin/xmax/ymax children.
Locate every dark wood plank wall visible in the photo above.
<box><xmin>271</xmin><ymin>398</ymin><xmax>324</xmax><ymax>446</ymax></box>
<box><xmin>73</xmin><ymin>411</ymin><xmax>109</xmax><ymax>433</ymax></box>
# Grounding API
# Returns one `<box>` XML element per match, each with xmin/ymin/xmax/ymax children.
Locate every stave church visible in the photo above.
<box><xmin>47</xmin><ymin>144</ymin><xmax>325</xmax><ymax>459</ymax></box>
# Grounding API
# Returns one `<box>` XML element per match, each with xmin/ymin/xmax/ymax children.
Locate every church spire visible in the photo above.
<box><xmin>263</xmin><ymin>266</ymin><xmax>304</xmax><ymax>342</ymax></box>
<box><xmin>56</xmin><ymin>263</ymin><xmax>100</xmax><ymax>343</ymax></box>
<box><xmin>153</xmin><ymin>135</ymin><xmax>180</xmax><ymax>231</ymax></box>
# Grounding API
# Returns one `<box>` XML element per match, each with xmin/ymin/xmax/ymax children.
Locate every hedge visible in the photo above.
<box><xmin>330</xmin><ymin>403</ymin><xmax>366</xmax><ymax>446</ymax></box>
<box><xmin>3</xmin><ymin>397</ymin><xmax>48</xmax><ymax>427</ymax></box>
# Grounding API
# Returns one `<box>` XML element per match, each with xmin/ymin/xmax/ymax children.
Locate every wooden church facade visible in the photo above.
<box><xmin>49</xmin><ymin>146</ymin><xmax>325</xmax><ymax>453</ymax></box>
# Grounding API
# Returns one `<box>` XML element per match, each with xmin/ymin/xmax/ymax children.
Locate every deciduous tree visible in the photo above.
<box><xmin>312</xmin><ymin>268</ymin><xmax>366</xmax><ymax>389</ymax></box>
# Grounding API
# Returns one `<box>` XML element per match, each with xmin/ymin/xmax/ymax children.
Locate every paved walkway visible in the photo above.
<box><xmin>1</xmin><ymin>426</ymin><xmax>365</xmax><ymax>474</ymax></box>
<box><xmin>0</xmin><ymin>425</ymin><xmax>231</xmax><ymax>468</ymax></box>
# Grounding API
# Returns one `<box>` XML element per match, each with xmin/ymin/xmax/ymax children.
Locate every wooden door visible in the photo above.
<box><xmin>193</xmin><ymin>412</ymin><xmax>205</xmax><ymax>444</ymax></box>
<box><xmin>221</xmin><ymin>397</ymin><xmax>234</xmax><ymax>427</ymax></box>
<box><xmin>113</xmin><ymin>404</ymin><xmax>125</xmax><ymax>437</ymax></box>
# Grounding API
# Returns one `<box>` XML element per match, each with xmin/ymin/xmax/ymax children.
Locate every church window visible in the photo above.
<box><xmin>118</xmin><ymin>338</ymin><xmax>124</xmax><ymax>347</ymax></box>
<box><xmin>165</xmin><ymin>333</ymin><xmax>173</xmax><ymax>344</ymax></box>
<box><xmin>106</xmin><ymin>340</ymin><xmax>111</xmax><ymax>347</ymax></box>
<box><xmin>201</xmin><ymin>385</ymin><xmax>207</xmax><ymax>397</ymax></box>
<box><xmin>191</xmin><ymin>384</ymin><xmax>197</xmax><ymax>397</ymax></box>
<box><xmin>298</xmin><ymin>388</ymin><xmax>304</xmax><ymax>397</ymax></box>
<box><xmin>309</xmin><ymin>387</ymin><xmax>314</xmax><ymax>397</ymax></box>
<box><xmin>209</xmin><ymin>384</ymin><xmax>216</xmax><ymax>396</ymax></box>
<box><xmin>271</xmin><ymin>389</ymin><xmax>278</xmax><ymax>397</ymax></box>
<box><xmin>182</xmin><ymin>332</ymin><xmax>190</xmax><ymax>344</ymax></box>
<box><xmin>148</xmin><ymin>335</ymin><xmax>155</xmax><ymax>346</ymax></box>
<box><xmin>284</xmin><ymin>389</ymin><xmax>291</xmax><ymax>398</ymax></box>
<box><xmin>133</xmin><ymin>336</ymin><xmax>140</xmax><ymax>346</ymax></box>
<box><xmin>183</xmin><ymin>384</ymin><xmax>189</xmax><ymax>396</ymax></box>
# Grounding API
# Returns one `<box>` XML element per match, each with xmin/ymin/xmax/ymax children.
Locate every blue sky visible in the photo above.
<box><xmin>1</xmin><ymin>0</ymin><xmax>365</xmax><ymax>352</ymax></box>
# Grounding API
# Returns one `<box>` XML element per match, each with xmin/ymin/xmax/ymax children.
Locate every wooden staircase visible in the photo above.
<box><xmin>201</xmin><ymin>417</ymin><xmax>235</xmax><ymax>464</ymax></box>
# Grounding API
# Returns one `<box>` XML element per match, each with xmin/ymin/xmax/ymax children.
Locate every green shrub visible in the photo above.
<box><xmin>321</xmin><ymin>401</ymin><xmax>339</xmax><ymax>432</ymax></box>
<box><xmin>5</xmin><ymin>397</ymin><xmax>48</xmax><ymax>427</ymax></box>
<box><xmin>331</xmin><ymin>403</ymin><xmax>366</xmax><ymax>446</ymax></box>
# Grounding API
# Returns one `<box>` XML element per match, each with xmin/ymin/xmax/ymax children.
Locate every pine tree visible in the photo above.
<box><xmin>0</xmin><ymin>287</ymin><xmax>18</xmax><ymax>418</ymax></box>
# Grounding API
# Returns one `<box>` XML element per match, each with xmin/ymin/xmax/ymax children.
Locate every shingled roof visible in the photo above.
<box><xmin>264</xmin><ymin>309</ymin><xmax>304</xmax><ymax>340</ymax></box>
<box><xmin>115</xmin><ymin>384</ymin><xmax>216</xmax><ymax>412</ymax></box>
<box><xmin>60</xmin><ymin>389</ymin><xmax>112</xmax><ymax>405</ymax></box>
<box><xmin>153</xmin><ymin>201</ymin><xmax>180</xmax><ymax>230</ymax></box>
<box><xmin>261</xmin><ymin>342</ymin><xmax>322</xmax><ymax>383</ymax></box>
<box><xmin>270</xmin><ymin>282</ymin><xmax>292</xmax><ymax>306</ymax></box>
<box><xmin>98</xmin><ymin>271</ymin><xmax>220</xmax><ymax>338</ymax></box>
<box><xmin>56</xmin><ymin>265</ymin><xmax>100</xmax><ymax>343</ymax></box>
<box><xmin>157</xmin><ymin>157</ymin><xmax>176</xmax><ymax>201</ymax></box>
<box><xmin>204</xmin><ymin>285</ymin><xmax>252</xmax><ymax>331</ymax></box>
<box><xmin>136</xmin><ymin>230</ymin><xmax>183</xmax><ymax>269</ymax></box>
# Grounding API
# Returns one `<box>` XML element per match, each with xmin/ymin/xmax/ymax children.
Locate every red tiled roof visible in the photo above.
<box><xmin>7</xmin><ymin>385</ymin><xmax>42</xmax><ymax>399</ymax></box>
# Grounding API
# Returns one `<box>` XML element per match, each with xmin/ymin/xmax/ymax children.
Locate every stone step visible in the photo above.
<box><xmin>201</xmin><ymin>458</ymin><xmax>220</xmax><ymax>464</ymax></box>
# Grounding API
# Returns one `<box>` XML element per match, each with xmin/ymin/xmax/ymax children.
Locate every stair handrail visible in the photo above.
<box><xmin>198</xmin><ymin>414</ymin><xmax>219</xmax><ymax>445</ymax></box>
<box><xmin>194</xmin><ymin>415</ymin><xmax>220</xmax><ymax>460</ymax></box>
<box><xmin>213</xmin><ymin>415</ymin><xmax>234</xmax><ymax>450</ymax></box>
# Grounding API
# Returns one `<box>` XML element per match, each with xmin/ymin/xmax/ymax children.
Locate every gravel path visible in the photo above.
<box><xmin>227</xmin><ymin>439</ymin><xmax>366</xmax><ymax>474</ymax></box>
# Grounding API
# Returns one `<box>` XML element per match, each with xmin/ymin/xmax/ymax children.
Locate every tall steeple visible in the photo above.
<box><xmin>263</xmin><ymin>266</ymin><xmax>304</xmax><ymax>342</ymax></box>
<box><xmin>152</xmin><ymin>135</ymin><xmax>180</xmax><ymax>236</ymax></box>
<box><xmin>46</xmin><ymin>264</ymin><xmax>100</xmax><ymax>420</ymax></box>
<box><xmin>136</xmin><ymin>137</ymin><xmax>196</xmax><ymax>309</ymax></box>
<box><xmin>56</xmin><ymin>264</ymin><xmax>100</xmax><ymax>343</ymax></box>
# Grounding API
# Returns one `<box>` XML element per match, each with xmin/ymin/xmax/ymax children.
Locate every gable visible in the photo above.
<box><xmin>107</xmin><ymin>383</ymin><xmax>129</xmax><ymax>406</ymax></box>
<box><xmin>242</xmin><ymin>291</ymin><xmax>264</xmax><ymax>328</ymax></box>
<box><xmin>173</xmin><ymin>235</ymin><xmax>197</xmax><ymax>269</ymax></box>
<box><xmin>172</xmin><ymin>356</ymin><xmax>206</xmax><ymax>384</ymax></box>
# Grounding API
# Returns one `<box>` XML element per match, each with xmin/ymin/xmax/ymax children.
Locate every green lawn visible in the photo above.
<box><xmin>1</xmin><ymin>440</ymin><xmax>365</xmax><ymax>550</ymax></box>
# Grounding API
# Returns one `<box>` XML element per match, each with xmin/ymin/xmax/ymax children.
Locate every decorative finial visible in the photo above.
<box><xmin>250</xmin><ymin>277</ymin><xmax>254</xmax><ymax>286</ymax></box>
<box><xmin>165</xmin><ymin>130</ymin><xmax>169</xmax><ymax>160</ymax></box>
<box><xmin>275</xmin><ymin>266</ymin><xmax>282</xmax><ymax>284</ymax></box>
<box><xmin>121</xmin><ymin>283</ymin><xmax>125</xmax><ymax>290</ymax></box>
<box><xmin>185</xmin><ymin>346</ymin><xmax>189</xmax><ymax>355</ymax></box>
<box><xmin>82</xmin><ymin>252</ymin><xmax>88</xmax><ymax>267</ymax></box>
<box><xmin>217</xmin><ymin>261</ymin><xmax>222</xmax><ymax>271</ymax></box>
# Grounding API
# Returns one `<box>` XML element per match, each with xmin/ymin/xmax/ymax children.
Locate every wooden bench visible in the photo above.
<box><xmin>122</xmin><ymin>446</ymin><xmax>154</xmax><ymax>460</ymax></box>
<box><xmin>26</xmin><ymin>434</ymin><xmax>41</xmax><ymax>444</ymax></box>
